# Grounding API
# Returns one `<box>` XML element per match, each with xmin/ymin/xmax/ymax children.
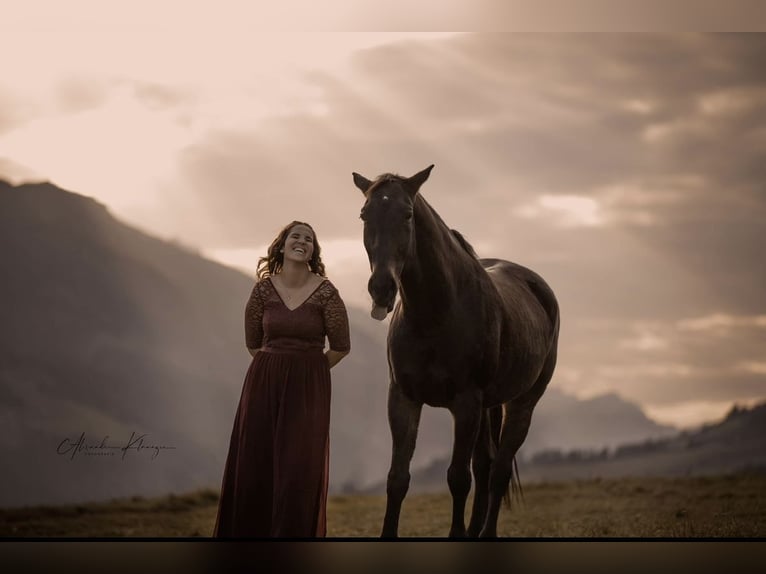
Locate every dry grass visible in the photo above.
<box><xmin>0</xmin><ymin>489</ymin><xmax>219</xmax><ymax>537</ymax></box>
<box><xmin>1</xmin><ymin>474</ymin><xmax>764</xmax><ymax>538</ymax></box>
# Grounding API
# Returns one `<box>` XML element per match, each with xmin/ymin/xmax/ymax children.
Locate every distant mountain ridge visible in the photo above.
<box><xmin>0</xmin><ymin>179</ymin><xmax>709</xmax><ymax>507</ymax></box>
<box><xmin>519</xmin><ymin>387</ymin><xmax>677</xmax><ymax>457</ymax></box>
<box><xmin>388</xmin><ymin>401</ymin><xmax>766</xmax><ymax>493</ymax></box>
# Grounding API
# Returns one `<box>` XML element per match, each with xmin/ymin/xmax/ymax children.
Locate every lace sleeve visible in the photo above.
<box><xmin>244</xmin><ymin>281</ymin><xmax>265</xmax><ymax>349</ymax></box>
<box><xmin>322</xmin><ymin>283</ymin><xmax>351</xmax><ymax>353</ymax></box>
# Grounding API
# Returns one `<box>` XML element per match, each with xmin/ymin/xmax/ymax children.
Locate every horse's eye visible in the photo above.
<box><xmin>404</xmin><ymin>212</ymin><xmax>413</xmax><ymax>221</ymax></box>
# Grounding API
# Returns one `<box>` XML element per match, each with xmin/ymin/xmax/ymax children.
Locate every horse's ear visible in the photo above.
<box><xmin>353</xmin><ymin>172</ymin><xmax>373</xmax><ymax>193</ymax></box>
<box><xmin>405</xmin><ymin>164</ymin><xmax>434</xmax><ymax>196</ymax></box>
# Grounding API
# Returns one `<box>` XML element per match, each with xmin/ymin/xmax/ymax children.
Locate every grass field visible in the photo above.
<box><xmin>2</xmin><ymin>473</ymin><xmax>764</xmax><ymax>538</ymax></box>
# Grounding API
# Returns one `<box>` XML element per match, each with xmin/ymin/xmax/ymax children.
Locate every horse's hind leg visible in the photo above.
<box><xmin>479</xmin><ymin>401</ymin><xmax>535</xmax><ymax>538</ymax></box>
<box><xmin>446</xmin><ymin>390</ymin><xmax>482</xmax><ymax>538</ymax></box>
<box><xmin>480</xmin><ymin>352</ymin><xmax>557</xmax><ymax>537</ymax></box>
<box><xmin>381</xmin><ymin>381</ymin><xmax>423</xmax><ymax>538</ymax></box>
<box><xmin>467</xmin><ymin>407</ymin><xmax>493</xmax><ymax>537</ymax></box>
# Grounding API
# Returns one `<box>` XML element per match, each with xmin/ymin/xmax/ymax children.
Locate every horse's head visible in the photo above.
<box><xmin>352</xmin><ymin>165</ymin><xmax>434</xmax><ymax>321</ymax></box>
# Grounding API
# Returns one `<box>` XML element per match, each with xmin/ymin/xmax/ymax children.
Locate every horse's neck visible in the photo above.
<box><xmin>399</xmin><ymin>203</ymin><xmax>475</xmax><ymax>321</ymax></box>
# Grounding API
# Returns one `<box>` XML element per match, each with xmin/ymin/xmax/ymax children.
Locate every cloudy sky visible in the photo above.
<box><xmin>1</xmin><ymin>4</ymin><xmax>765</xmax><ymax>427</ymax></box>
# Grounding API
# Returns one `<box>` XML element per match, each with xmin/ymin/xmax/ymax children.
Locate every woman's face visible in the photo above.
<box><xmin>282</xmin><ymin>224</ymin><xmax>315</xmax><ymax>264</ymax></box>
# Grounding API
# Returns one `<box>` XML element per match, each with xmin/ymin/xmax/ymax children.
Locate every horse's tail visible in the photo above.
<box><xmin>511</xmin><ymin>456</ymin><xmax>524</xmax><ymax>507</ymax></box>
<box><xmin>488</xmin><ymin>405</ymin><xmax>524</xmax><ymax>509</ymax></box>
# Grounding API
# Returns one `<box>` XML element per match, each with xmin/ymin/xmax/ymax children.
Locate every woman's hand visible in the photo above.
<box><xmin>325</xmin><ymin>349</ymin><xmax>349</xmax><ymax>369</ymax></box>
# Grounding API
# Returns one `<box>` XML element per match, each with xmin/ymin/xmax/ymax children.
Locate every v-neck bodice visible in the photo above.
<box><xmin>268</xmin><ymin>277</ymin><xmax>328</xmax><ymax>312</ymax></box>
<box><xmin>244</xmin><ymin>276</ymin><xmax>351</xmax><ymax>354</ymax></box>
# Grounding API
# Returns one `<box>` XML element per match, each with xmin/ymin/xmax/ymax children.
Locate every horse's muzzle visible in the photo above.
<box><xmin>368</xmin><ymin>272</ymin><xmax>397</xmax><ymax>320</ymax></box>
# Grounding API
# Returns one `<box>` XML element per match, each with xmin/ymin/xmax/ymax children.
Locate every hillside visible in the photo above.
<box><xmin>0</xmin><ymin>180</ymin><xmax>254</xmax><ymax>505</ymax></box>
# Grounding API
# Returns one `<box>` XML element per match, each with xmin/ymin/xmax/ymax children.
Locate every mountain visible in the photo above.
<box><xmin>519</xmin><ymin>387</ymin><xmax>678</xmax><ymax>457</ymax></box>
<box><xmin>0</xmin><ymin>180</ymin><xmax>253</xmax><ymax>506</ymax></box>
<box><xmin>0</xmin><ymin>179</ymin><xmax>691</xmax><ymax>507</ymax></box>
<box><xmin>391</xmin><ymin>401</ymin><xmax>766</xmax><ymax>493</ymax></box>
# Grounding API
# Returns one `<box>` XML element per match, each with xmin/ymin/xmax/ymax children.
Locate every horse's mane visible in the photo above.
<box><xmin>371</xmin><ymin>173</ymin><xmax>403</xmax><ymax>188</ymax></box>
<box><xmin>450</xmin><ymin>228</ymin><xmax>479</xmax><ymax>259</ymax></box>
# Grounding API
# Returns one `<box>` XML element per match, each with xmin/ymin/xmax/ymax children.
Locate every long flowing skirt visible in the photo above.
<box><xmin>213</xmin><ymin>348</ymin><xmax>331</xmax><ymax>537</ymax></box>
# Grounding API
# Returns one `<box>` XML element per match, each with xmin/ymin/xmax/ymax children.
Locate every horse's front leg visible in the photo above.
<box><xmin>381</xmin><ymin>381</ymin><xmax>423</xmax><ymax>538</ymax></box>
<box><xmin>447</xmin><ymin>389</ymin><xmax>483</xmax><ymax>538</ymax></box>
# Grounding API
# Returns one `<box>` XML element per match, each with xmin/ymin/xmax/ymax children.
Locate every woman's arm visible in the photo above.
<box><xmin>245</xmin><ymin>282</ymin><xmax>265</xmax><ymax>352</ymax></box>
<box><xmin>322</xmin><ymin>283</ymin><xmax>351</xmax><ymax>369</ymax></box>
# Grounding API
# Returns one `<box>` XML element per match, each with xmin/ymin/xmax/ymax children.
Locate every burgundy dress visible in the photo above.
<box><xmin>213</xmin><ymin>277</ymin><xmax>350</xmax><ymax>538</ymax></box>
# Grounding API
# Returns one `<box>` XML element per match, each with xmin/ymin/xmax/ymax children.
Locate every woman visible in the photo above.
<box><xmin>213</xmin><ymin>221</ymin><xmax>351</xmax><ymax>538</ymax></box>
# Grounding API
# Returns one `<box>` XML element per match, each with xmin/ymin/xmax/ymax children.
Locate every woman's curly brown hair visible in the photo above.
<box><xmin>256</xmin><ymin>221</ymin><xmax>327</xmax><ymax>280</ymax></box>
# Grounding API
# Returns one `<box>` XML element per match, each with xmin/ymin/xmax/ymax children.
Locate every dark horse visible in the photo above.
<box><xmin>352</xmin><ymin>165</ymin><xmax>560</xmax><ymax>538</ymax></box>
